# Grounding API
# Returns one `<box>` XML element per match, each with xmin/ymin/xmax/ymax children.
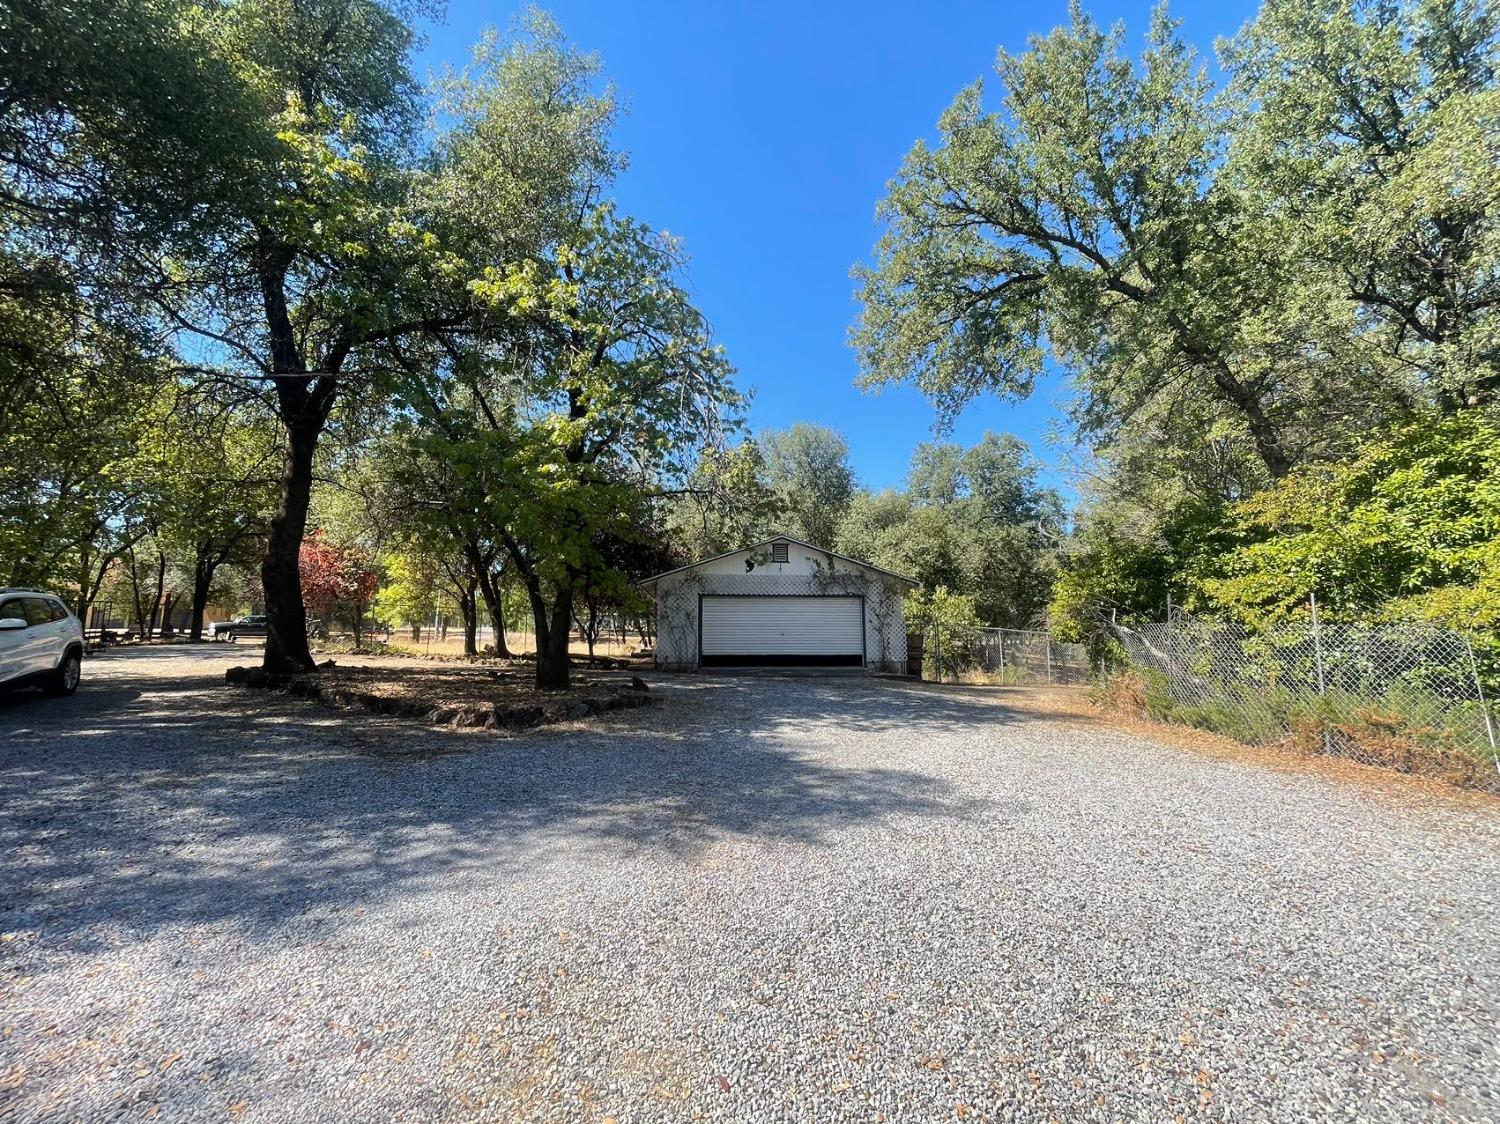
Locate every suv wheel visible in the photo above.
<box><xmin>48</xmin><ymin>650</ymin><xmax>81</xmax><ymax>697</ymax></box>
<box><xmin>225</xmin><ymin>631</ymin><xmax>236</xmax><ymax>643</ymax></box>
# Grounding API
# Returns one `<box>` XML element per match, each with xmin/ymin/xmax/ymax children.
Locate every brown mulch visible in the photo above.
<box><xmin>225</xmin><ymin>654</ymin><xmax>655</xmax><ymax>734</ymax></box>
<box><xmin>305</xmin><ymin>661</ymin><xmax>627</xmax><ymax>712</ymax></box>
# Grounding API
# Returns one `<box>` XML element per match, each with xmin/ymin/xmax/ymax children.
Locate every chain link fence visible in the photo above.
<box><xmin>1109</xmin><ymin>606</ymin><xmax>1500</xmax><ymax>791</ymax></box>
<box><xmin>921</xmin><ymin>625</ymin><xmax>1090</xmax><ymax>686</ymax></box>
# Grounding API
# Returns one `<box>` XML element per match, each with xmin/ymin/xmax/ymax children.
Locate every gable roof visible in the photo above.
<box><xmin>640</xmin><ymin>533</ymin><xmax>919</xmax><ymax>588</ymax></box>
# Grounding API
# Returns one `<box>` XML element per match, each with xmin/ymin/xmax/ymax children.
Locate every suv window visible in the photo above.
<box><xmin>49</xmin><ymin>600</ymin><xmax>68</xmax><ymax>622</ymax></box>
<box><xmin>0</xmin><ymin>599</ymin><xmax>26</xmax><ymax>626</ymax></box>
<box><xmin>22</xmin><ymin>598</ymin><xmax>55</xmax><ymax>627</ymax></box>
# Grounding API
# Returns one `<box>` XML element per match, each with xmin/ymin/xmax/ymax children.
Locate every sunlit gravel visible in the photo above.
<box><xmin>3</xmin><ymin>645</ymin><xmax>1499</xmax><ymax>1122</ymax></box>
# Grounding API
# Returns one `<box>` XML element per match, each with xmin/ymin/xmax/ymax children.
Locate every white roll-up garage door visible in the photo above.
<box><xmin>700</xmin><ymin>596</ymin><xmax>864</xmax><ymax>665</ymax></box>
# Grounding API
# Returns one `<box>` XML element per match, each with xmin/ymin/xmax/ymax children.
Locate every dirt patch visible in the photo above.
<box><xmin>224</xmin><ymin>660</ymin><xmax>654</xmax><ymax>733</ymax></box>
<box><xmin>309</xmin><ymin>638</ymin><xmax>651</xmax><ymax>671</ymax></box>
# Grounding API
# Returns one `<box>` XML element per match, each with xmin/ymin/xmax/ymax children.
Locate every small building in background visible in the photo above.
<box><xmin>641</xmin><ymin>535</ymin><xmax>916</xmax><ymax>672</ymax></box>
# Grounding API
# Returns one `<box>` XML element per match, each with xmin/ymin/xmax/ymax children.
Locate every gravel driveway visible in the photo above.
<box><xmin>3</xmin><ymin>645</ymin><xmax>1499</xmax><ymax>1123</ymax></box>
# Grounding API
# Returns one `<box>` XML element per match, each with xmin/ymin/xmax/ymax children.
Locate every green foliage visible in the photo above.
<box><xmin>837</xmin><ymin>492</ymin><xmax>965</xmax><ymax>589</ymax></box>
<box><xmin>860</xmin><ymin>0</ymin><xmax>1500</xmax><ymax>669</ymax></box>
<box><xmin>0</xmin><ymin>323</ymin><xmax>165</xmax><ymax>597</ymax></box>
<box><xmin>430</xmin><ymin>9</ymin><xmax>623</xmax><ymax>257</ymax></box>
<box><xmin>853</xmin><ymin>6</ymin><xmax>1315</xmax><ymax>479</ymax></box>
<box><xmin>0</xmin><ymin>0</ymin><xmax>273</xmax><ymax>252</ymax></box>
<box><xmin>373</xmin><ymin>549</ymin><xmax>442</xmax><ymax>631</ymax></box>
<box><xmin>906</xmin><ymin>585</ymin><xmax>982</xmax><ymax>682</ymax></box>
<box><xmin>1200</xmin><ymin>412</ymin><xmax>1500</xmax><ymax>624</ymax></box>
<box><xmin>836</xmin><ymin>432</ymin><xmax>1063</xmax><ymax>628</ymax></box>
<box><xmin>1223</xmin><ymin>0</ymin><xmax>1500</xmax><ymax>405</ymax></box>
<box><xmin>759</xmin><ymin>423</ymin><xmax>857</xmax><ymax>548</ymax></box>
<box><xmin>144</xmin><ymin>401</ymin><xmax>280</xmax><ymax>561</ymax></box>
<box><xmin>1048</xmin><ymin>498</ymin><xmax>1229</xmax><ymax>656</ymax></box>
<box><xmin>378</xmin><ymin>23</ymin><xmax>741</xmax><ymax>683</ymax></box>
<box><xmin>665</xmin><ymin>440</ymin><xmax>784</xmax><ymax>558</ymax></box>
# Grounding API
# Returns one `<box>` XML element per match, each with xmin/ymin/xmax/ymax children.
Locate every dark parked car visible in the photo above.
<box><xmin>211</xmin><ymin>614</ymin><xmax>268</xmax><ymax>641</ymax></box>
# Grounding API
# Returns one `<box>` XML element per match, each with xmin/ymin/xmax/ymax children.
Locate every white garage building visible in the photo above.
<box><xmin>642</xmin><ymin>536</ymin><xmax>917</xmax><ymax>672</ymax></box>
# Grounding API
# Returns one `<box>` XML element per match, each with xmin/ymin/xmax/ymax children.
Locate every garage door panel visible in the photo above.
<box><xmin>701</xmin><ymin>596</ymin><xmax>863</xmax><ymax>656</ymax></box>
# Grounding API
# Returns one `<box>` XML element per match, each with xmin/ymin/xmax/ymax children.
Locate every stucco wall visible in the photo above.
<box><xmin>652</xmin><ymin>545</ymin><xmax>910</xmax><ymax>672</ymax></box>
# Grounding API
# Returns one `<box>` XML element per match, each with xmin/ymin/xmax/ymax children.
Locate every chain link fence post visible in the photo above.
<box><xmin>1164</xmin><ymin>595</ymin><xmax>1175</xmax><ymax>701</ymax></box>
<box><xmin>1309</xmin><ymin>592</ymin><xmax>1333</xmax><ymax>755</ymax></box>
<box><xmin>1464</xmin><ymin>636</ymin><xmax>1499</xmax><ymax>776</ymax></box>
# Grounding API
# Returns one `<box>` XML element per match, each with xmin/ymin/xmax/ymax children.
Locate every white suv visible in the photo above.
<box><xmin>0</xmin><ymin>589</ymin><xmax>84</xmax><ymax>696</ymax></box>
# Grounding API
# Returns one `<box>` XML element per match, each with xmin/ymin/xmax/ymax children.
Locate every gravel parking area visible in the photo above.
<box><xmin>3</xmin><ymin>645</ymin><xmax>1499</xmax><ymax>1122</ymax></box>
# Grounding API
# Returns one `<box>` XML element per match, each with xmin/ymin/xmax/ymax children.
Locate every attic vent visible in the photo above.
<box><xmin>771</xmin><ymin>541</ymin><xmax>789</xmax><ymax>563</ymax></box>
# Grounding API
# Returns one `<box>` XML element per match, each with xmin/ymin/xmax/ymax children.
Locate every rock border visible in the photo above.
<box><xmin>224</xmin><ymin>665</ymin><xmax>653</xmax><ymax>730</ymax></box>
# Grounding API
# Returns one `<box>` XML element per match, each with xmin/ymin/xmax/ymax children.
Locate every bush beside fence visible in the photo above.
<box><xmin>1109</xmin><ymin>607</ymin><xmax>1500</xmax><ymax>792</ymax></box>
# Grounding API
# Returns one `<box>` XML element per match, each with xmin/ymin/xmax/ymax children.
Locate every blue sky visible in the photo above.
<box><xmin>416</xmin><ymin>1</ymin><xmax>1260</xmax><ymax>498</ymax></box>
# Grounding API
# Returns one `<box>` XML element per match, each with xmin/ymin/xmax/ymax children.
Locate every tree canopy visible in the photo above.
<box><xmin>856</xmin><ymin>0</ymin><xmax>1500</xmax><ymax>653</ymax></box>
<box><xmin>9</xmin><ymin>0</ymin><xmax>1493</xmax><ymax>689</ymax></box>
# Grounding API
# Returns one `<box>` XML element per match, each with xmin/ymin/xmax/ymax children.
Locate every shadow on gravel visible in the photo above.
<box><xmin>0</xmin><ymin>648</ymin><xmax>1018</xmax><ymax>951</ymax></box>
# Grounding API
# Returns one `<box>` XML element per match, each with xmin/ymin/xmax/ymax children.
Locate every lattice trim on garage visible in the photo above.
<box><xmin>653</xmin><ymin>569</ymin><xmax>908</xmax><ymax>670</ymax></box>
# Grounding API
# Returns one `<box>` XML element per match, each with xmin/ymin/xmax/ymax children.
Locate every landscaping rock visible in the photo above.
<box><xmin>225</xmin><ymin>665</ymin><xmax>268</xmax><ymax>688</ymax></box>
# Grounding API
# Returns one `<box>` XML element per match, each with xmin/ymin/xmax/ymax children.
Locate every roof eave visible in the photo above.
<box><xmin>638</xmin><ymin>533</ymin><xmax>920</xmax><ymax>588</ymax></box>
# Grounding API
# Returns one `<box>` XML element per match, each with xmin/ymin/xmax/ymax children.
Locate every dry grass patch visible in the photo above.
<box><xmin>970</xmin><ymin>677</ymin><xmax>1500</xmax><ymax>810</ymax></box>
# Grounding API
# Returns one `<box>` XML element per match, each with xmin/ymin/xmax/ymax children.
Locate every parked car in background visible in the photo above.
<box><xmin>0</xmin><ymin>589</ymin><xmax>84</xmax><ymax>696</ymax></box>
<box><xmin>211</xmin><ymin>614</ymin><xmax>268</xmax><ymax>642</ymax></box>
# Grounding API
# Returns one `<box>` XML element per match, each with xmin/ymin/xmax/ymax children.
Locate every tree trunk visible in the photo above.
<box><xmin>125</xmin><ymin>545</ymin><xmax>149</xmax><ymax>639</ymax></box>
<box><xmin>262</xmin><ymin>418</ymin><xmax>319</xmax><ymax>674</ymax></box>
<box><xmin>476</xmin><ymin>572</ymin><xmax>511</xmax><ymax>657</ymax></box>
<box><xmin>189</xmin><ymin>545</ymin><xmax>219</xmax><ymax>642</ymax></box>
<box><xmin>573</xmin><ymin>601</ymin><xmax>598</xmax><ymax>660</ymax></box>
<box><xmin>75</xmin><ymin>543</ymin><xmax>114</xmax><ymax>632</ymax></box>
<box><xmin>534</xmin><ymin>585</ymin><xmax>573</xmax><ymax>689</ymax></box>
<box><xmin>487</xmin><ymin>595</ymin><xmax>511</xmax><ymax>658</ymax></box>
<box><xmin>459</xmin><ymin>578</ymin><xmax>478</xmax><ymax>657</ymax></box>
<box><xmin>1210</xmin><ymin>366</ymin><xmax>1292</xmax><ymax>479</ymax></box>
<box><xmin>464</xmin><ymin>542</ymin><xmax>513</xmax><ymax>658</ymax></box>
<box><xmin>160</xmin><ymin>593</ymin><xmax>178</xmax><ymax>636</ymax></box>
<box><xmin>148</xmin><ymin>549</ymin><xmax>167</xmax><ymax>640</ymax></box>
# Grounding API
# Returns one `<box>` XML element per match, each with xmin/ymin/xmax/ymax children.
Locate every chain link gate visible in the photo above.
<box><xmin>921</xmin><ymin>624</ymin><xmax>1089</xmax><ymax>686</ymax></box>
